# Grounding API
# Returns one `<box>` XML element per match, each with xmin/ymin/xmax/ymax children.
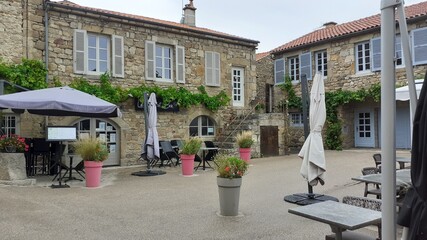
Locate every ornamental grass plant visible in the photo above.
<box><xmin>236</xmin><ymin>130</ymin><xmax>254</xmax><ymax>148</ymax></box>
<box><xmin>73</xmin><ymin>137</ymin><xmax>109</xmax><ymax>162</ymax></box>
<box><xmin>214</xmin><ymin>154</ymin><xmax>249</xmax><ymax>179</ymax></box>
<box><xmin>180</xmin><ymin>137</ymin><xmax>202</xmax><ymax>155</ymax></box>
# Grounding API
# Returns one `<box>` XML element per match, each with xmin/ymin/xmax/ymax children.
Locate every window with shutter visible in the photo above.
<box><xmin>300</xmin><ymin>52</ymin><xmax>312</xmax><ymax>80</ymax></box>
<box><xmin>289</xmin><ymin>56</ymin><xmax>299</xmax><ymax>81</ymax></box>
<box><xmin>315</xmin><ymin>50</ymin><xmax>327</xmax><ymax>77</ymax></box>
<box><xmin>145</xmin><ymin>41</ymin><xmax>155</xmax><ymax>81</ymax></box>
<box><xmin>205</xmin><ymin>51</ymin><xmax>220</xmax><ymax>86</ymax></box>
<box><xmin>155</xmin><ymin>44</ymin><xmax>173</xmax><ymax>82</ymax></box>
<box><xmin>112</xmin><ymin>35</ymin><xmax>124</xmax><ymax>78</ymax></box>
<box><xmin>412</xmin><ymin>27</ymin><xmax>427</xmax><ymax>65</ymax></box>
<box><xmin>355</xmin><ymin>41</ymin><xmax>371</xmax><ymax>73</ymax></box>
<box><xmin>73</xmin><ymin>29</ymin><xmax>86</xmax><ymax>74</ymax></box>
<box><xmin>274</xmin><ymin>58</ymin><xmax>285</xmax><ymax>84</ymax></box>
<box><xmin>176</xmin><ymin>46</ymin><xmax>185</xmax><ymax>83</ymax></box>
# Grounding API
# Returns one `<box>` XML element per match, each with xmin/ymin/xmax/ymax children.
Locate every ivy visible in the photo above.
<box><xmin>278</xmin><ymin>75</ymin><xmax>302</xmax><ymax>110</ymax></box>
<box><xmin>0</xmin><ymin>59</ymin><xmax>48</xmax><ymax>91</ymax></box>
<box><xmin>280</xmin><ymin>80</ymin><xmax>382</xmax><ymax>150</ymax></box>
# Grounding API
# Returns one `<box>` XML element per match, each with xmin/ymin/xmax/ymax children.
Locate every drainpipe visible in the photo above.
<box><xmin>44</xmin><ymin>0</ymin><xmax>49</xmax><ymax>84</ymax></box>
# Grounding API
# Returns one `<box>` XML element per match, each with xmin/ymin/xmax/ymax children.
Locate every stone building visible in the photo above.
<box><xmin>0</xmin><ymin>0</ymin><xmax>260</xmax><ymax>166</ymax></box>
<box><xmin>260</xmin><ymin>1</ymin><xmax>427</xmax><ymax>150</ymax></box>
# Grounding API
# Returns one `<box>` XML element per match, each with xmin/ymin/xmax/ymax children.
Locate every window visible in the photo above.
<box><xmin>315</xmin><ymin>50</ymin><xmax>327</xmax><ymax>77</ymax></box>
<box><xmin>290</xmin><ymin>113</ymin><xmax>304</xmax><ymax>127</ymax></box>
<box><xmin>205</xmin><ymin>51</ymin><xmax>220</xmax><ymax>86</ymax></box>
<box><xmin>371</xmin><ymin>36</ymin><xmax>403</xmax><ymax>71</ymax></box>
<box><xmin>146</xmin><ymin>41</ymin><xmax>185</xmax><ymax>83</ymax></box>
<box><xmin>355</xmin><ymin>41</ymin><xmax>371</xmax><ymax>72</ymax></box>
<box><xmin>189</xmin><ymin>115</ymin><xmax>215</xmax><ymax>137</ymax></box>
<box><xmin>1</xmin><ymin>115</ymin><xmax>18</xmax><ymax>137</ymax></box>
<box><xmin>274</xmin><ymin>58</ymin><xmax>285</xmax><ymax>84</ymax></box>
<box><xmin>288</xmin><ymin>56</ymin><xmax>299</xmax><ymax>81</ymax></box>
<box><xmin>73</xmin><ymin>30</ymin><xmax>124</xmax><ymax>77</ymax></box>
<box><xmin>412</xmin><ymin>27</ymin><xmax>427</xmax><ymax>65</ymax></box>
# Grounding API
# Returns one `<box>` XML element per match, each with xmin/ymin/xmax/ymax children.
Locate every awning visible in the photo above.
<box><xmin>396</xmin><ymin>79</ymin><xmax>424</xmax><ymax>101</ymax></box>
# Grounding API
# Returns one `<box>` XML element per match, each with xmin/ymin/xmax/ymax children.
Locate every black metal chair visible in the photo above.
<box><xmin>158</xmin><ymin>141</ymin><xmax>180</xmax><ymax>167</ymax></box>
<box><xmin>31</xmin><ymin>138</ymin><xmax>51</xmax><ymax>175</ymax></box>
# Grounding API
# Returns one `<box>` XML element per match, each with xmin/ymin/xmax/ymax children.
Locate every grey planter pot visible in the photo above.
<box><xmin>217</xmin><ymin>177</ymin><xmax>242</xmax><ymax>216</ymax></box>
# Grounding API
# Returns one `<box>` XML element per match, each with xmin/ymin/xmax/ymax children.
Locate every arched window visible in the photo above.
<box><xmin>189</xmin><ymin>115</ymin><xmax>215</xmax><ymax>137</ymax></box>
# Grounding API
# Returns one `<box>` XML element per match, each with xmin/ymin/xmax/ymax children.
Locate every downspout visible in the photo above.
<box><xmin>44</xmin><ymin>0</ymin><xmax>49</xmax><ymax>84</ymax></box>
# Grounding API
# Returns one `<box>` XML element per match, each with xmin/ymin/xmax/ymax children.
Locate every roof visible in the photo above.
<box><xmin>256</xmin><ymin>52</ymin><xmax>270</xmax><ymax>61</ymax></box>
<box><xmin>48</xmin><ymin>0</ymin><xmax>259</xmax><ymax>46</ymax></box>
<box><xmin>271</xmin><ymin>1</ymin><xmax>427</xmax><ymax>54</ymax></box>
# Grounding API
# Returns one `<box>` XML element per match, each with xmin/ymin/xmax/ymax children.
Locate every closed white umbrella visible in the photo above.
<box><xmin>144</xmin><ymin>93</ymin><xmax>160</xmax><ymax>160</ymax></box>
<box><xmin>299</xmin><ymin>72</ymin><xmax>326</xmax><ymax>186</ymax></box>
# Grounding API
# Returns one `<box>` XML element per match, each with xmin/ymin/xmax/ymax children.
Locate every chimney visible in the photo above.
<box><xmin>323</xmin><ymin>21</ymin><xmax>337</xmax><ymax>28</ymax></box>
<box><xmin>182</xmin><ymin>0</ymin><xmax>196</xmax><ymax>26</ymax></box>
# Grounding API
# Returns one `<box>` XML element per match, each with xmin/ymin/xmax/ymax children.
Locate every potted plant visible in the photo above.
<box><xmin>236</xmin><ymin>130</ymin><xmax>254</xmax><ymax>162</ymax></box>
<box><xmin>179</xmin><ymin>137</ymin><xmax>202</xmax><ymax>176</ymax></box>
<box><xmin>214</xmin><ymin>154</ymin><xmax>249</xmax><ymax>216</ymax></box>
<box><xmin>73</xmin><ymin>137</ymin><xmax>109</xmax><ymax>187</ymax></box>
<box><xmin>0</xmin><ymin>134</ymin><xmax>29</xmax><ymax>153</ymax></box>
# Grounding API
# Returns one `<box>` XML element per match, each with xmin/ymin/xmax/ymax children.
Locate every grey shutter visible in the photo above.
<box><xmin>412</xmin><ymin>28</ymin><xmax>427</xmax><ymax>65</ymax></box>
<box><xmin>300</xmin><ymin>52</ymin><xmax>312</xmax><ymax>80</ymax></box>
<box><xmin>112</xmin><ymin>35</ymin><xmax>124</xmax><ymax>78</ymax></box>
<box><xmin>213</xmin><ymin>52</ymin><xmax>220</xmax><ymax>86</ymax></box>
<box><xmin>371</xmin><ymin>37</ymin><xmax>381</xmax><ymax>71</ymax></box>
<box><xmin>176</xmin><ymin>46</ymin><xmax>185</xmax><ymax>83</ymax></box>
<box><xmin>73</xmin><ymin>29</ymin><xmax>86</xmax><ymax>74</ymax></box>
<box><xmin>145</xmin><ymin>41</ymin><xmax>155</xmax><ymax>81</ymax></box>
<box><xmin>274</xmin><ymin>58</ymin><xmax>285</xmax><ymax>84</ymax></box>
<box><xmin>205</xmin><ymin>52</ymin><xmax>213</xmax><ymax>85</ymax></box>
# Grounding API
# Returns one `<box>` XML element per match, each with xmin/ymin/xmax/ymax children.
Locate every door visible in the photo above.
<box><xmin>378</xmin><ymin>107</ymin><xmax>411</xmax><ymax>149</ymax></box>
<box><xmin>354</xmin><ymin>110</ymin><xmax>375</xmax><ymax>147</ymax></box>
<box><xmin>232</xmin><ymin>67</ymin><xmax>244</xmax><ymax>107</ymax></box>
<box><xmin>260</xmin><ymin>126</ymin><xmax>279</xmax><ymax>156</ymax></box>
<box><xmin>73</xmin><ymin>118</ymin><xmax>120</xmax><ymax>166</ymax></box>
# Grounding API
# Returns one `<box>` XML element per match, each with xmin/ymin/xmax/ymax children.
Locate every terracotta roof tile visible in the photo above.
<box><xmin>50</xmin><ymin>0</ymin><xmax>259</xmax><ymax>45</ymax></box>
<box><xmin>256</xmin><ymin>52</ymin><xmax>270</xmax><ymax>61</ymax></box>
<box><xmin>271</xmin><ymin>1</ymin><xmax>427</xmax><ymax>54</ymax></box>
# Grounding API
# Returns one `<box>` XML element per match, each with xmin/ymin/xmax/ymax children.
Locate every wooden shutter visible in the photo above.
<box><xmin>412</xmin><ymin>28</ymin><xmax>427</xmax><ymax>65</ymax></box>
<box><xmin>213</xmin><ymin>52</ymin><xmax>220</xmax><ymax>86</ymax></box>
<box><xmin>145</xmin><ymin>41</ymin><xmax>155</xmax><ymax>81</ymax></box>
<box><xmin>205</xmin><ymin>51</ymin><xmax>213</xmax><ymax>85</ymax></box>
<box><xmin>274</xmin><ymin>58</ymin><xmax>285</xmax><ymax>84</ymax></box>
<box><xmin>371</xmin><ymin>37</ymin><xmax>381</xmax><ymax>72</ymax></box>
<box><xmin>300</xmin><ymin>52</ymin><xmax>312</xmax><ymax>80</ymax></box>
<box><xmin>176</xmin><ymin>46</ymin><xmax>185</xmax><ymax>83</ymax></box>
<box><xmin>73</xmin><ymin>29</ymin><xmax>86</xmax><ymax>74</ymax></box>
<box><xmin>112</xmin><ymin>35</ymin><xmax>124</xmax><ymax>78</ymax></box>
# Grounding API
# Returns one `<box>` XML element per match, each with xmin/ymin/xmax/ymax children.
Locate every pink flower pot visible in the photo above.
<box><xmin>180</xmin><ymin>154</ymin><xmax>195</xmax><ymax>176</ymax></box>
<box><xmin>239</xmin><ymin>148</ymin><xmax>251</xmax><ymax>162</ymax></box>
<box><xmin>84</xmin><ymin>160</ymin><xmax>103</xmax><ymax>187</ymax></box>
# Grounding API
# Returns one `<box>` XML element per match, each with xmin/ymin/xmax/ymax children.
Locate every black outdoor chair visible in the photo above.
<box><xmin>31</xmin><ymin>138</ymin><xmax>51</xmax><ymax>175</ymax></box>
<box><xmin>361</xmin><ymin>167</ymin><xmax>381</xmax><ymax>199</ymax></box>
<box><xmin>158</xmin><ymin>141</ymin><xmax>180</xmax><ymax>167</ymax></box>
<box><xmin>170</xmin><ymin>139</ymin><xmax>184</xmax><ymax>154</ymax></box>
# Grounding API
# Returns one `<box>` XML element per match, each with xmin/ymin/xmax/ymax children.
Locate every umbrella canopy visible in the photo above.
<box><xmin>0</xmin><ymin>86</ymin><xmax>121</xmax><ymax>118</ymax></box>
<box><xmin>142</xmin><ymin>93</ymin><xmax>160</xmax><ymax>160</ymax></box>
<box><xmin>299</xmin><ymin>72</ymin><xmax>326</xmax><ymax>186</ymax></box>
<box><xmin>397</xmin><ymin>74</ymin><xmax>427</xmax><ymax>238</ymax></box>
<box><xmin>396</xmin><ymin>79</ymin><xmax>423</xmax><ymax>101</ymax></box>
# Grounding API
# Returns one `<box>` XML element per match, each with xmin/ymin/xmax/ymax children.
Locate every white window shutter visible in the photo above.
<box><xmin>205</xmin><ymin>52</ymin><xmax>213</xmax><ymax>85</ymax></box>
<box><xmin>73</xmin><ymin>29</ymin><xmax>86</xmax><ymax>74</ymax></box>
<box><xmin>300</xmin><ymin>52</ymin><xmax>312</xmax><ymax>80</ymax></box>
<box><xmin>176</xmin><ymin>46</ymin><xmax>185</xmax><ymax>83</ymax></box>
<box><xmin>112</xmin><ymin>35</ymin><xmax>124</xmax><ymax>78</ymax></box>
<box><xmin>412</xmin><ymin>28</ymin><xmax>427</xmax><ymax>65</ymax></box>
<box><xmin>214</xmin><ymin>52</ymin><xmax>220</xmax><ymax>86</ymax></box>
<box><xmin>371</xmin><ymin>37</ymin><xmax>381</xmax><ymax>71</ymax></box>
<box><xmin>145</xmin><ymin>41</ymin><xmax>156</xmax><ymax>81</ymax></box>
<box><xmin>274</xmin><ymin>58</ymin><xmax>285</xmax><ymax>84</ymax></box>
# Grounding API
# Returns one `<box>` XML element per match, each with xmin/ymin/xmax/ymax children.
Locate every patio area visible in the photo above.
<box><xmin>0</xmin><ymin>149</ymin><xmax>409</xmax><ymax>240</ymax></box>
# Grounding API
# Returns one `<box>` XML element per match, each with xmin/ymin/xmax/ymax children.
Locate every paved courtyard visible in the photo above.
<box><xmin>0</xmin><ymin>149</ymin><xmax>410</xmax><ymax>240</ymax></box>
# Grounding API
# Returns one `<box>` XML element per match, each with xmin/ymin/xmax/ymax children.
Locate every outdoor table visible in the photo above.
<box><xmin>396</xmin><ymin>156</ymin><xmax>411</xmax><ymax>169</ymax></box>
<box><xmin>352</xmin><ymin>169</ymin><xmax>411</xmax><ymax>188</ymax></box>
<box><xmin>288</xmin><ymin>200</ymin><xmax>381</xmax><ymax>240</ymax></box>
<box><xmin>199</xmin><ymin>147</ymin><xmax>218</xmax><ymax>170</ymax></box>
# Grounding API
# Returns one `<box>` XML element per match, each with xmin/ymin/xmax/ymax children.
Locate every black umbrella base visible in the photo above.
<box><xmin>284</xmin><ymin>193</ymin><xmax>338</xmax><ymax>206</ymax></box>
<box><xmin>50</xmin><ymin>182</ymin><xmax>70</xmax><ymax>188</ymax></box>
<box><xmin>131</xmin><ymin>170</ymin><xmax>166</xmax><ymax>177</ymax></box>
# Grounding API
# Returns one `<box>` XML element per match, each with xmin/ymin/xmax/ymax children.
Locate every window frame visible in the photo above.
<box><xmin>371</xmin><ymin>35</ymin><xmax>404</xmax><ymax>72</ymax></box>
<box><xmin>155</xmin><ymin>43</ymin><xmax>173</xmax><ymax>82</ymax></box>
<box><xmin>355</xmin><ymin>41</ymin><xmax>371</xmax><ymax>73</ymax></box>
<box><xmin>1</xmin><ymin>115</ymin><xmax>19</xmax><ymax>137</ymax></box>
<box><xmin>288</xmin><ymin>56</ymin><xmax>300</xmax><ymax>82</ymax></box>
<box><xmin>289</xmin><ymin>112</ymin><xmax>304</xmax><ymax>127</ymax></box>
<box><xmin>315</xmin><ymin>50</ymin><xmax>328</xmax><ymax>78</ymax></box>
<box><xmin>189</xmin><ymin>115</ymin><xmax>215</xmax><ymax>137</ymax></box>
<box><xmin>87</xmin><ymin>33</ymin><xmax>110</xmax><ymax>75</ymax></box>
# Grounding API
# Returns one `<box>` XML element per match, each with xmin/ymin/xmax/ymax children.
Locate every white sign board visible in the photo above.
<box><xmin>46</xmin><ymin>126</ymin><xmax>77</xmax><ymax>141</ymax></box>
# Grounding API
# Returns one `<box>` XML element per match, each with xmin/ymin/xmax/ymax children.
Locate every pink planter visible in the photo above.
<box><xmin>239</xmin><ymin>148</ymin><xmax>251</xmax><ymax>162</ymax></box>
<box><xmin>180</xmin><ymin>154</ymin><xmax>195</xmax><ymax>176</ymax></box>
<box><xmin>84</xmin><ymin>161</ymin><xmax>103</xmax><ymax>187</ymax></box>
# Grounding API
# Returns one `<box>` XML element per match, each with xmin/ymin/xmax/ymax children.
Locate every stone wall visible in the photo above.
<box><xmin>0</xmin><ymin>0</ymin><xmax>24</xmax><ymax>63</ymax></box>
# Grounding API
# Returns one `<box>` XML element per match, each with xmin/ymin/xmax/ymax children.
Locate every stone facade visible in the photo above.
<box><xmin>0</xmin><ymin>0</ymin><xmax>24</xmax><ymax>63</ymax></box>
<box><xmin>0</xmin><ymin>0</ymin><xmax>259</xmax><ymax>166</ymax></box>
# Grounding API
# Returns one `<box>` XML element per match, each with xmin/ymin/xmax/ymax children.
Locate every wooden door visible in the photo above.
<box><xmin>260</xmin><ymin>126</ymin><xmax>279</xmax><ymax>156</ymax></box>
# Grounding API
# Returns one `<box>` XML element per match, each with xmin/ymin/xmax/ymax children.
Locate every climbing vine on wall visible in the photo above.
<box><xmin>0</xmin><ymin>59</ymin><xmax>230</xmax><ymax>112</ymax></box>
<box><xmin>280</xmin><ymin>79</ymin><xmax>381</xmax><ymax>150</ymax></box>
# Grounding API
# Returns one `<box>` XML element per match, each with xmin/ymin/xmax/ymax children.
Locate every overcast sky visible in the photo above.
<box><xmin>62</xmin><ymin>0</ymin><xmax>426</xmax><ymax>53</ymax></box>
